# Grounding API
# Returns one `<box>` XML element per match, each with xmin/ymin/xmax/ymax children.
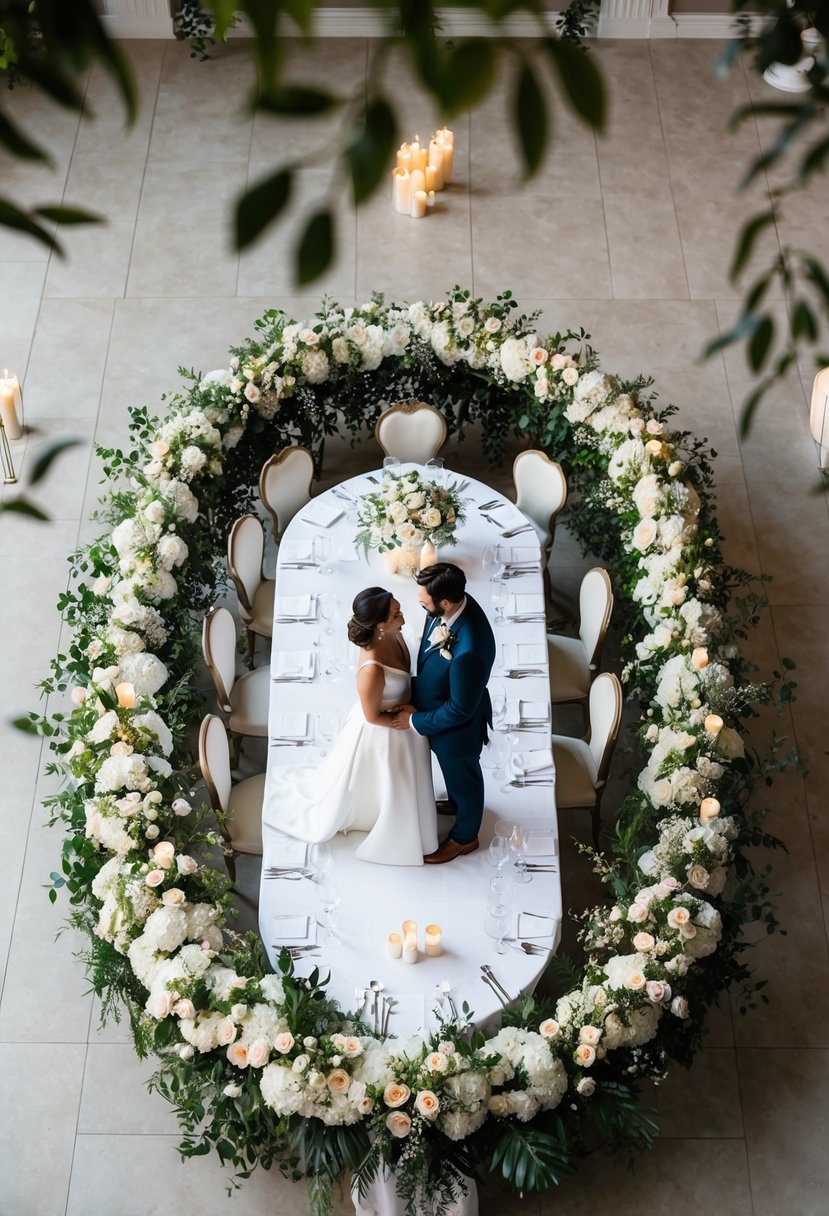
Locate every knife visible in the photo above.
<box><xmin>480</xmin><ymin>972</ymin><xmax>507</xmax><ymax>1007</ymax></box>
<box><xmin>481</xmin><ymin>964</ymin><xmax>513</xmax><ymax>1005</ymax></box>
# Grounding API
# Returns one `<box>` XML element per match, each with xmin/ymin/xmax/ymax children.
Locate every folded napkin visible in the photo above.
<box><xmin>302</xmin><ymin>500</ymin><xmax>344</xmax><ymax>528</ymax></box>
<box><xmin>276</xmin><ymin>593</ymin><xmax>315</xmax><ymax>620</ymax></box>
<box><xmin>502</xmin><ymin>642</ymin><xmax>547</xmax><ymax>668</ymax></box>
<box><xmin>262</xmin><ymin>834</ymin><xmax>308</xmax><ymax>867</ymax></box>
<box><xmin>523</xmin><ymin>830</ymin><xmax>558</xmax><ymax>858</ymax></box>
<box><xmin>273</xmin><ymin>649</ymin><xmax>315</xmax><ymax>679</ymax></box>
<box><xmin>508</xmin><ymin>592</ymin><xmax>545</xmax><ymax>616</ymax></box>
<box><xmin>505</xmin><ymin>699</ymin><xmax>550</xmax><ymax>727</ymax></box>
<box><xmin>335</xmin><ymin>542</ymin><xmax>360</xmax><ymax>563</ymax></box>
<box><xmin>507</xmin><ymin>545</ymin><xmax>540</xmax><ymax>564</ymax></box>
<box><xmin>280</xmin><ymin>539</ymin><xmax>314</xmax><ymax>563</ymax></box>
<box><xmin>271</xmin><ymin>712</ymin><xmax>310</xmax><ymax>739</ymax></box>
<box><xmin>512</xmin><ymin>746</ymin><xmax>554</xmax><ymax>775</ymax></box>
<box><xmin>271</xmin><ymin>914</ymin><xmax>311</xmax><ymax>941</ymax></box>
<box><xmin>517</xmin><ymin>912</ymin><xmax>557</xmax><ymax>940</ymax></box>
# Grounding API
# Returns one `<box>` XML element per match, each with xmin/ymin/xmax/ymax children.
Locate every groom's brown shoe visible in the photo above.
<box><xmin>423</xmin><ymin>837</ymin><xmax>479</xmax><ymax>864</ymax></box>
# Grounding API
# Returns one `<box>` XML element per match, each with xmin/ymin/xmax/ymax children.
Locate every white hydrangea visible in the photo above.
<box><xmin>140</xmin><ymin>905</ymin><xmax>188</xmax><ymax>953</ymax></box>
<box><xmin>499</xmin><ymin>336</ymin><xmax>532</xmax><ymax>383</ymax></box>
<box><xmin>301</xmin><ymin>349</ymin><xmax>330</xmax><ymax>383</ymax></box>
<box><xmin>156</xmin><ymin>534</ymin><xmax>189</xmax><ymax>571</ymax></box>
<box><xmin>160</xmin><ymin>479</ymin><xmax>199</xmax><ymax>524</ymax></box>
<box><xmin>118</xmin><ymin>653</ymin><xmax>169</xmax><ymax>696</ymax></box>
<box><xmin>132</xmin><ymin>711</ymin><xmax>173</xmax><ymax>757</ymax></box>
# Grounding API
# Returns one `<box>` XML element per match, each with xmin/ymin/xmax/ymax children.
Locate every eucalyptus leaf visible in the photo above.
<box><xmin>0</xmin><ymin>197</ymin><xmax>63</xmax><ymax>254</ymax></box>
<box><xmin>515</xmin><ymin>61</ymin><xmax>548</xmax><ymax>176</ymax></box>
<box><xmin>296</xmin><ymin>209</ymin><xmax>333</xmax><ymax>285</ymax></box>
<box><xmin>0</xmin><ymin>109</ymin><xmax>51</xmax><ymax>163</ymax></box>
<box><xmin>442</xmin><ymin>40</ymin><xmax>497</xmax><ymax>113</ymax></box>
<box><xmin>748</xmin><ymin>314</ymin><xmax>774</xmax><ymax>372</ymax></box>
<box><xmin>346</xmin><ymin>99</ymin><xmax>397</xmax><ymax>203</ymax></box>
<box><xmin>256</xmin><ymin>85</ymin><xmax>337</xmax><ymax>116</ymax></box>
<box><xmin>730</xmin><ymin>210</ymin><xmax>776</xmax><ymax>282</ymax></box>
<box><xmin>0</xmin><ymin>499</ymin><xmax>50</xmax><ymax>521</ymax></box>
<box><xmin>235</xmin><ymin>168</ymin><xmax>293</xmax><ymax>250</ymax></box>
<box><xmin>29</xmin><ymin>438</ymin><xmax>82</xmax><ymax>486</ymax></box>
<box><xmin>545</xmin><ymin>36</ymin><xmax>606</xmax><ymax>132</ymax></box>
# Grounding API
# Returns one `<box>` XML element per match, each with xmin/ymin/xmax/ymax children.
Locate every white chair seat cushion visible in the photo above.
<box><xmin>229</xmin><ymin>666</ymin><xmax>270</xmax><ymax>736</ymax></box>
<box><xmin>551</xmin><ymin>735</ymin><xmax>599</xmax><ymax>807</ymax></box>
<box><xmin>548</xmin><ymin>635</ymin><xmax>591</xmax><ymax>702</ymax></box>
<box><xmin>241</xmin><ymin>578</ymin><xmax>274</xmax><ymax>637</ymax></box>
<box><xmin>227</xmin><ymin>772</ymin><xmax>265</xmax><ymax>854</ymax></box>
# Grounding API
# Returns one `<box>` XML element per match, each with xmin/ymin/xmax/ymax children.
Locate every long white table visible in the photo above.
<box><xmin>258</xmin><ymin>466</ymin><xmax>561</xmax><ymax>1039</ymax></box>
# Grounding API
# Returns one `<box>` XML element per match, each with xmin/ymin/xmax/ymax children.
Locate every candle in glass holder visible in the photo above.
<box><xmin>410</xmin><ymin>190</ymin><xmax>427</xmax><ymax>219</ymax></box>
<box><xmin>704</xmin><ymin>713</ymin><xmax>724</xmax><ymax>736</ymax></box>
<box><xmin>402</xmin><ymin>932</ymin><xmax>418</xmax><ymax>964</ymax></box>
<box><xmin>387</xmin><ymin>932</ymin><xmax>403</xmax><ymax>959</ymax></box>
<box><xmin>115</xmin><ymin>682</ymin><xmax>136</xmax><ymax>708</ymax></box>
<box><xmin>700</xmin><ymin>797</ymin><xmax>721</xmax><ymax>822</ymax></box>
<box><xmin>0</xmin><ymin>370</ymin><xmax>22</xmax><ymax>439</ymax></box>
<box><xmin>424</xmin><ymin>924</ymin><xmax>442</xmax><ymax>957</ymax></box>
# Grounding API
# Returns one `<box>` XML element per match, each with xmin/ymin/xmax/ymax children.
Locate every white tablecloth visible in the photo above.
<box><xmin>259</xmin><ymin>466</ymin><xmax>561</xmax><ymax>1039</ymax></box>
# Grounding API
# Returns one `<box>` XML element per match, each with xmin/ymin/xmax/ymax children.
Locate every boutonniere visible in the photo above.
<box><xmin>430</xmin><ymin>624</ymin><xmax>458</xmax><ymax>660</ymax></box>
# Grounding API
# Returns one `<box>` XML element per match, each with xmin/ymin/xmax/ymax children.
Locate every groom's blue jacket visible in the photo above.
<box><xmin>411</xmin><ymin>594</ymin><xmax>496</xmax><ymax>757</ymax></box>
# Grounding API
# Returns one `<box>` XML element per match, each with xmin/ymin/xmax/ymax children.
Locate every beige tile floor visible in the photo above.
<box><xmin>1</xmin><ymin>35</ymin><xmax>827</xmax><ymax>1216</ymax></box>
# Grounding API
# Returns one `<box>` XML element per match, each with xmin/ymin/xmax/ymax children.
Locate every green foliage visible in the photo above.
<box><xmin>487</xmin><ymin>1119</ymin><xmax>574</xmax><ymax>1192</ymax></box>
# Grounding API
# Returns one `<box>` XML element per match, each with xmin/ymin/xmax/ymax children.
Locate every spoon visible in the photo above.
<box><xmin>381</xmin><ymin>996</ymin><xmax>398</xmax><ymax>1036</ymax></box>
<box><xmin>521</xmin><ymin>941</ymin><xmax>553</xmax><ymax>956</ymax></box>
<box><xmin>369</xmin><ymin>979</ymin><xmax>384</xmax><ymax>1034</ymax></box>
<box><xmin>354</xmin><ymin>987</ymin><xmax>367</xmax><ymax>1018</ymax></box>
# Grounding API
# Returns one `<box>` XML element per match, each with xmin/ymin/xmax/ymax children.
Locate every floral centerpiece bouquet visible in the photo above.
<box><xmin>355</xmin><ymin>469</ymin><xmax>467</xmax><ymax>570</ymax></box>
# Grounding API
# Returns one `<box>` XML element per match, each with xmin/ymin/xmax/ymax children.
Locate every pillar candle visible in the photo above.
<box><xmin>426</xmin><ymin>190</ymin><xmax>436</xmax><ymax>208</ymax></box>
<box><xmin>402</xmin><ymin>919</ymin><xmax>417</xmax><ymax>938</ymax></box>
<box><xmin>396</xmin><ymin>143</ymin><xmax>412</xmax><ymax>172</ymax></box>
<box><xmin>700</xmin><ymin>797</ymin><xmax>721</xmax><ymax>822</ymax></box>
<box><xmin>410</xmin><ymin>168</ymin><xmax>426</xmax><ymax>195</ymax></box>
<box><xmin>410</xmin><ymin>190</ymin><xmax>427</xmax><ymax>219</ymax></box>
<box><xmin>410</xmin><ymin>136</ymin><xmax>428</xmax><ymax>172</ymax></box>
<box><xmin>393</xmin><ymin>169</ymin><xmax>411</xmax><ymax>215</ymax></box>
<box><xmin>435</xmin><ymin>127</ymin><xmax>454</xmax><ymax>182</ymax></box>
<box><xmin>0</xmin><ymin>371</ymin><xmax>22</xmax><ymax>439</ymax></box>
<box><xmin>424</xmin><ymin>924</ymin><xmax>442</xmax><ymax>957</ymax></box>
<box><xmin>387</xmin><ymin>932</ymin><xmax>403</xmax><ymax>959</ymax></box>
<box><xmin>425</xmin><ymin>164</ymin><xmax>437</xmax><ymax>193</ymax></box>
<box><xmin>0</xmin><ymin>385</ymin><xmax>21</xmax><ymax>441</ymax></box>
<box><xmin>402</xmin><ymin>932</ymin><xmax>418</xmax><ymax>964</ymax></box>
<box><xmin>427</xmin><ymin>141</ymin><xmax>445</xmax><ymax>190</ymax></box>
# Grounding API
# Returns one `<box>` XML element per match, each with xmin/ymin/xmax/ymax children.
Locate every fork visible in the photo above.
<box><xmin>501</xmin><ymin>524</ymin><xmax>534</xmax><ymax>538</ymax></box>
<box><xmin>505</xmin><ymin>668</ymin><xmax>545</xmax><ymax>678</ymax></box>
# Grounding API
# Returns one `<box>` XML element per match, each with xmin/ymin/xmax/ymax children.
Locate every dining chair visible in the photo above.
<box><xmin>259</xmin><ymin>446</ymin><xmax>314</xmax><ymax>543</ymax></box>
<box><xmin>202</xmin><ymin>606</ymin><xmax>270</xmax><ymax>762</ymax></box>
<box><xmin>198</xmin><ymin>713</ymin><xmax>264</xmax><ymax>885</ymax></box>
<box><xmin>374</xmin><ymin>400</ymin><xmax>448</xmax><ymax>464</ymax></box>
<box><xmin>227</xmin><ymin>514</ymin><xmax>275</xmax><ymax>663</ymax></box>
<box><xmin>512</xmin><ymin>450</ymin><xmax>568</xmax><ymax>615</ymax></box>
<box><xmin>551</xmin><ymin>671</ymin><xmax>622</xmax><ymax>848</ymax></box>
<box><xmin>548</xmin><ymin>567</ymin><xmax>614</xmax><ymax>729</ymax></box>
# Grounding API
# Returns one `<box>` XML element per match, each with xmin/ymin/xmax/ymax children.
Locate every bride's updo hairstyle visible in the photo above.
<box><xmin>347</xmin><ymin>587</ymin><xmax>394</xmax><ymax>648</ymax></box>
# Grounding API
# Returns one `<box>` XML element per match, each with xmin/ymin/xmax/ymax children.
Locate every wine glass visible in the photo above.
<box><xmin>489</xmin><ymin>680</ymin><xmax>507</xmax><ymax>731</ymax></box>
<box><xmin>481</xmin><ymin>544</ymin><xmax>504</xmax><ymax>582</ymax></box>
<box><xmin>316</xmin><ymin>879</ymin><xmax>341</xmax><ymax>939</ymax></box>
<box><xmin>507</xmin><ymin>823</ymin><xmax>531</xmax><ymax>884</ymax></box>
<box><xmin>484</xmin><ymin>910</ymin><xmax>510</xmax><ymax>955</ymax></box>
<box><xmin>319</xmin><ymin>592</ymin><xmax>342</xmax><ymax>636</ymax></box>
<box><xmin>490</xmin><ymin>581</ymin><xmax>509</xmax><ymax>626</ymax></box>
<box><xmin>425</xmin><ymin>456</ymin><xmax>445</xmax><ymax>487</ymax></box>
<box><xmin>315</xmin><ymin>706</ymin><xmax>340</xmax><ymax>756</ymax></box>
<box><xmin>487</xmin><ymin>834</ymin><xmax>511</xmax><ymax>869</ymax></box>
<box><xmin>488</xmin><ymin>872</ymin><xmax>511</xmax><ymax>915</ymax></box>
<box><xmin>313</xmin><ymin>535</ymin><xmax>334</xmax><ymax>575</ymax></box>
<box><xmin>382</xmin><ymin>456</ymin><xmax>400</xmax><ymax>474</ymax></box>
<box><xmin>308</xmin><ymin>841</ymin><xmax>332</xmax><ymax>881</ymax></box>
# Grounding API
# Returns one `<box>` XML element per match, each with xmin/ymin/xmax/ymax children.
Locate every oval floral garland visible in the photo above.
<box><xmin>40</xmin><ymin>289</ymin><xmax>784</xmax><ymax>1212</ymax></box>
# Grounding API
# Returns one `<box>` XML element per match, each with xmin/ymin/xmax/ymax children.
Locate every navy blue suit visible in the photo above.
<box><xmin>411</xmin><ymin>595</ymin><xmax>496</xmax><ymax>845</ymax></box>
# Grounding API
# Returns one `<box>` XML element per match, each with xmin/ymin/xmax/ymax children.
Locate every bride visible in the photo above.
<box><xmin>264</xmin><ymin>587</ymin><xmax>438</xmax><ymax>865</ymax></box>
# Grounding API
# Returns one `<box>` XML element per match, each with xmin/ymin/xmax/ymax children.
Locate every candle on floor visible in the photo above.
<box><xmin>387</xmin><ymin>932</ymin><xmax>403</xmax><ymax>959</ymax></box>
<box><xmin>0</xmin><ymin>370</ymin><xmax>22</xmax><ymax>439</ymax></box>
<box><xmin>435</xmin><ymin>127</ymin><xmax>454</xmax><ymax>182</ymax></box>
<box><xmin>424</xmin><ymin>924</ymin><xmax>442</xmax><ymax>956</ymax></box>
<box><xmin>393</xmin><ymin>169</ymin><xmax>411</xmax><ymax>215</ymax></box>
<box><xmin>410</xmin><ymin>190</ymin><xmax>427</xmax><ymax>219</ymax></box>
<box><xmin>396</xmin><ymin>143</ymin><xmax>412</xmax><ymax>173</ymax></box>
<box><xmin>410</xmin><ymin>135</ymin><xmax>428</xmax><ymax>172</ymax></box>
<box><xmin>410</xmin><ymin>168</ymin><xmax>426</xmax><ymax>195</ymax></box>
<box><xmin>402</xmin><ymin>932</ymin><xmax>418</xmax><ymax>964</ymax></box>
<box><xmin>704</xmin><ymin>713</ymin><xmax>723</xmax><ymax>736</ymax></box>
<box><xmin>425</xmin><ymin>164</ymin><xmax>438</xmax><ymax>193</ymax></box>
<box><xmin>426</xmin><ymin>190</ymin><xmax>436</xmax><ymax>208</ymax></box>
<box><xmin>427</xmin><ymin>140</ymin><xmax>445</xmax><ymax>190</ymax></box>
<box><xmin>700</xmin><ymin>797</ymin><xmax>721</xmax><ymax>822</ymax></box>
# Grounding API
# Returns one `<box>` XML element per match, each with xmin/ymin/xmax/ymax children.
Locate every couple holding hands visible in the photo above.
<box><xmin>268</xmin><ymin>562</ymin><xmax>496</xmax><ymax>866</ymax></box>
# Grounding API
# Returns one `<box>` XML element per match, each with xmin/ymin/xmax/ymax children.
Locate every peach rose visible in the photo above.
<box><xmin>386</xmin><ymin>1111</ymin><xmax>412</xmax><ymax>1138</ymax></box>
<box><xmin>626</xmin><ymin>970</ymin><xmax>646</xmax><ymax>991</ymax></box>
<box><xmin>145</xmin><ymin>869</ymin><xmax>165</xmax><ymax>888</ymax></box>
<box><xmin>574</xmin><ymin>1044</ymin><xmax>596</xmax><ymax>1067</ymax></box>
<box><xmin>247</xmin><ymin>1040</ymin><xmax>269</xmax><ymax>1069</ymax></box>
<box><xmin>630</xmin><ymin>417</ymin><xmax>645</xmax><ymax>435</ymax></box>
<box><xmin>176</xmin><ymin>854</ymin><xmax>198</xmax><ymax>875</ymax></box>
<box><xmin>162</xmin><ymin>888</ymin><xmax>186</xmax><ymax>906</ymax></box>
<box><xmin>633</xmin><ymin>932</ymin><xmax>655</xmax><ymax>952</ymax></box>
<box><xmin>148</xmin><ymin>990</ymin><xmax>172</xmax><ymax>1019</ymax></box>
<box><xmin>691</xmin><ymin>646</ymin><xmax>709</xmax><ymax>669</ymax></box>
<box><xmin>667</xmin><ymin>907</ymin><xmax>691</xmax><ymax>929</ymax></box>
<box><xmin>579</xmin><ymin>1025</ymin><xmax>602</xmax><ymax>1046</ymax></box>
<box><xmin>216</xmin><ymin>1018</ymin><xmax>237</xmax><ymax>1046</ymax></box>
<box><xmin>71</xmin><ymin>686</ymin><xmax>87</xmax><ymax>705</ymax></box>
<box><xmin>530</xmin><ymin>347</ymin><xmax>548</xmax><ymax>366</ymax></box>
<box><xmin>627</xmin><ymin>902</ymin><xmax>648</xmax><ymax>923</ymax></box>
<box><xmin>424</xmin><ymin>1052</ymin><xmax>448</xmax><ymax>1073</ymax></box>
<box><xmin>274</xmin><ymin>1031</ymin><xmax>295</xmax><ymax>1054</ymax></box>
<box><xmin>327</xmin><ymin>1069</ymin><xmax>351</xmax><ymax>1094</ymax></box>
<box><xmin>415</xmin><ymin>1090</ymin><xmax>440</xmax><ymax>1121</ymax></box>
<box><xmin>562</xmin><ymin>366</ymin><xmax>579</xmax><ymax>386</ymax></box>
<box><xmin>152</xmin><ymin>841</ymin><xmax>175</xmax><ymax>869</ymax></box>
<box><xmin>357</xmin><ymin>1097</ymin><xmax>374</xmax><ymax>1115</ymax></box>
<box><xmin>632</xmin><ymin>519</ymin><xmax>658</xmax><ymax>551</ymax></box>
<box><xmin>539</xmin><ymin>1018</ymin><xmax>560</xmax><ymax>1041</ymax></box>
<box><xmin>149</xmin><ymin>440</ymin><xmax>170</xmax><ymax>458</ymax></box>
<box><xmin>173</xmin><ymin>998</ymin><xmax>196</xmax><ymax>1020</ymax></box>
<box><xmin>646</xmin><ymin>418</ymin><xmax>663</xmax><ymax>435</ymax></box>
<box><xmin>383</xmin><ymin>1082</ymin><xmax>411</xmax><ymax>1109</ymax></box>
<box><xmin>645</xmin><ymin>438</ymin><xmax>664</xmax><ymax>457</ymax></box>
<box><xmin>227</xmin><ymin>1042</ymin><xmax>249</xmax><ymax>1068</ymax></box>
<box><xmin>646</xmin><ymin>980</ymin><xmax>671</xmax><ymax>1003</ymax></box>
<box><xmin>342</xmin><ymin>1037</ymin><xmax>362</xmax><ymax>1058</ymax></box>
<box><xmin>687</xmin><ymin>864</ymin><xmax>710</xmax><ymax>890</ymax></box>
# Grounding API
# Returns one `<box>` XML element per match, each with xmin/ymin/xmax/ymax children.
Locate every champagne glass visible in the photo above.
<box><xmin>313</xmin><ymin>535</ymin><xmax>334</xmax><ymax>575</ymax></box>
<box><xmin>315</xmin><ymin>706</ymin><xmax>340</xmax><ymax>756</ymax></box>
<box><xmin>507</xmin><ymin>823</ymin><xmax>531</xmax><ymax>884</ymax></box>
<box><xmin>425</xmin><ymin>456</ymin><xmax>445</xmax><ymax>487</ymax></box>
<box><xmin>484</xmin><ymin>910</ymin><xmax>510</xmax><ymax>955</ymax></box>
<box><xmin>309</xmin><ymin>841</ymin><xmax>331</xmax><ymax>881</ymax></box>
<box><xmin>319</xmin><ymin>591</ymin><xmax>342</xmax><ymax>636</ymax></box>
<box><xmin>489</xmin><ymin>679</ymin><xmax>506</xmax><ymax>731</ymax></box>
<box><xmin>316</xmin><ymin>879</ymin><xmax>341</xmax><ymax>939</ymax></box>
<box><xmin>487</xmin><ymin>834</ymin><xmax>511</xmax><ymax>869</ymax></box>
<box><xmin>488</xmin><ymin>872</ymin><xmax>511</xmax><ymax>915</ymax></box>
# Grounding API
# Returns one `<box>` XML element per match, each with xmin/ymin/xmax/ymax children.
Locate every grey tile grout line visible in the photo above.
<box><xmin>233</xmin><ymin>40</ymin><xmax>260</xmax><ymax>300</ymax></box>
<box><xmin>647</xmin><ymin>42</ymin><xmax>694</xmax><ymax>307</ymax></box>
<box><xmin>63</xmin><ymin>1039</ymin><xmax>90</xmax><ymax>1216</ymax></box>
<box><xmin>123</xmin><ymin>40</ymin><xmax>167</xmax><ymax>301</ymax></box>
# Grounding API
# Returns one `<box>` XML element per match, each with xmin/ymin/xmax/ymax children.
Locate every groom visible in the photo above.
<box><xmin>391</xmin><ymin>562</ymin><xmax>496</xmax><ymax>864</ymax></box>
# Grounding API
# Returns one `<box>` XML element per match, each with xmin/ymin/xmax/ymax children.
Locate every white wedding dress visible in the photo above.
<box><xmin>266</xmin><ymin>661</ymin><xmax>438</xmax><ymax>865</ymax></box>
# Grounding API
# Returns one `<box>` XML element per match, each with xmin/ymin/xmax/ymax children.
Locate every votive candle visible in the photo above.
<box><xmin>115</xmin><ymin>682</ymin><xmax>136</xmax><ymax>708</ymax></box>
<box><xmin>700</xmin><ymin>797</ymin><xmax>721</xmax><ymax>822</ymax></box>
<box><xmin>410</xmin><ymin>190</ymin><xmax>427</xmax><ymax>219</ymax></box>
<box><xmin>704</xmin><ymin>713</ymin><xmax>724</xmax><ymax>736</ymax></box>
<box><xmin>387</xmin><ymin>932</ymin><xmax>403</xmax><ymax>959</ymax></box>
<box><xmin>392</xmin><ymin>168</ymin><xmax>411</xmax><ymax>215</ymax></box>
<box><xmin>402</xmin><ymin>932</ymin><xmax>418</xmax><ymax>964</ymax></box>
<box><xmin>424</xmin><ymin>924</ymin><xmax>442</xmax><ymax>957</ymax></box>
